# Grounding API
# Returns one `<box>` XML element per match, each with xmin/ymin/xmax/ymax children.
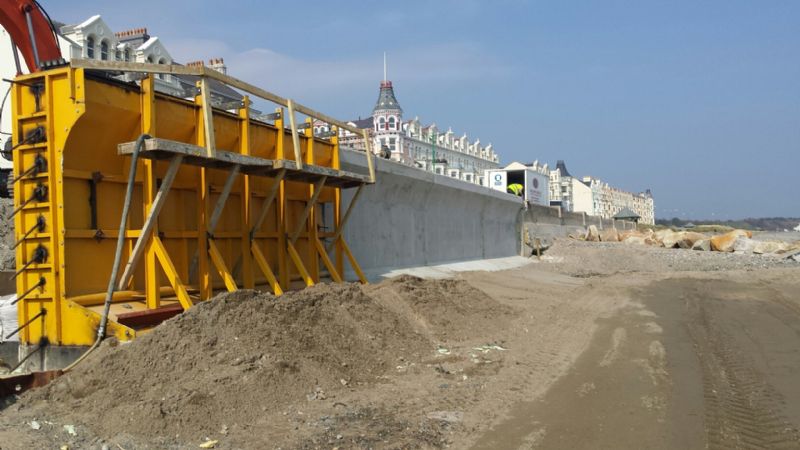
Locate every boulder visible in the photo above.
<box><xmin>619</xmin><ymin>230</ymin><xmax>644</xmax><ymax>241</ymax></box>
<box><xmin>752</xmin><ymin>241</ymin><xmax>789</xmax><ymax>255</ymax></box>
<box><xmin>692</xmin><ymin>239</ymin><xmax>711</xmax><ymax>251</ymax></box>
<box><xmin>732</xmin><ymin>237</ymin><xmax>757</xmax><ymax>253</ymax></box>
<box><xmin>658</xmin><ymin>231</ymin><xmax>707</xmax><ymax>249</ymax></box>
<box><xmin>660</xmin><ymin>230</ymin><xmax>683</xmax><ymax>248</ymax></box>
<box><xmin>677</xmin><ymin>232</ymin><xmax>708</xmax><ymax>249</ymax></box>
<box><xmin>710</xmin><ymin>229</ymin><xmax>752</xmax><ymax>252</ymax></box>
<box><xmin>622</xmin><ymin>235</ymin><xmax>648</xmax><ymax>246</ymax></box>
<box><xmin>599</xmin><ymin>228</ymin><xmax>620</xmax><ymax>242</ymax></box>
<box><xmin>585</xmin><ymin>225</ymin><xmax>600</xmax><ymax>242</ymax></box>
<box><xmin>653</xmin><ymin>229</ymin><xmax>672</xmax><ymax>244</ymax></box>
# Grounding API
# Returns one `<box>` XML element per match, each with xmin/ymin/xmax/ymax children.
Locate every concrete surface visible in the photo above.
<box><xmin>379</xmin><ymin>255</ymin><xmax>534</xmax><ymax>280</ymax></box>
<box><xmin>339</xmin><ymin>151</ymin><xmax>526</xmax><ymax>279</ymax></box>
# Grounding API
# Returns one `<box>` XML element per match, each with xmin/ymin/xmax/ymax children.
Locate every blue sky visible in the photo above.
<box><xmin>46</xmin><ymin>1</ymin><xmax>799</xmax><ymax>220</ymax></box>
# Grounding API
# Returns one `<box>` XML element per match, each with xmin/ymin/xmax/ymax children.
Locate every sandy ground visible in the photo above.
<box><xmin>0</xmin><ymin>239</ymin><xmax>799</xmax><ymax>449</ymax></box>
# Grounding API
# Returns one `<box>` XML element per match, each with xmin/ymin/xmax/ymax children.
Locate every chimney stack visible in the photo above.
<box><xmin>208</xmin><ymin>57</ymin><xmax>227</xmax><ymax>75</ymax></box>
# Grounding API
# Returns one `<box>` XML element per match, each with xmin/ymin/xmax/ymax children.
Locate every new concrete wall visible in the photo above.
<box><xmin>339</xmin><ymin>151</ymin><xmax>525</xmax><ymax>279</ymax></box>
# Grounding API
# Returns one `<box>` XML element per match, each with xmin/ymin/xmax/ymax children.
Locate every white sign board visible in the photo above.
<box><xmin>524</xmin><ymin>170</ymin><xmax>549</xmax><ymax>206</ymax></box>
<box><xmin>487</xmin><ymin>171</ymin><xmax>507</xmax><ymax>193</ymax></box>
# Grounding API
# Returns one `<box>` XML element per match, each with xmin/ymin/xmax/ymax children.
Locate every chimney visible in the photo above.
<box><xmin>208</xmin><ymin>57</ymin><xmax>226</xmax><ymax>75</ymax></box>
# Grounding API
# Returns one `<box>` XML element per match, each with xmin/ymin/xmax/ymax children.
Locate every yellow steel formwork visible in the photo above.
<box><xmin>10</xmin><ymin>62</ymin><xmax>373</xmax><ymax>347</ymax></box>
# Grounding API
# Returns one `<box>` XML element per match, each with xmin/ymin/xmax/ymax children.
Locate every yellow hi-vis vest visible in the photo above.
<box><xmin>507</xmin><ymin>183</ymin><xmax>524</xmax><ymax>196</ymax></box>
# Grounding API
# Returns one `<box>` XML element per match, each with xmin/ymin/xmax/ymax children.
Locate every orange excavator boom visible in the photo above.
<box><xmin>0</xmin><ymin>0</ymin><xmax>61</xmax><ymax>73</ymax></box>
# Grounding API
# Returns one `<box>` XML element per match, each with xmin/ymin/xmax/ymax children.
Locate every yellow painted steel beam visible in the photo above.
<box><xmin>152</xmin><ymin>236</ymin><xmax>194</xmax><ymax>310</ymax></box>
<box><xmin>251</xmin><ymin>244</ymin><xmax>283</xmax><ymax>295</ymax></box>
<box><xmin>238</xmin><ymin>97</ymin><xmax>255</xmax><ymax>290</ymax></box>
<box><xmin>314</xmin><ymin>239</ymin><xmax>343</xmax><ymax>283</ymax></box>
<box><xmin>286</xmin><ymin>242</ymin><xmax>314</xmax><ymax>287</ymax></box>
<box><xmin>208</xmin><ymin>240</ymin><xmax>238</xmax><ymax>292</ymax></box>
<box><xmin>341</xmin><ymin>239</ymin><xmax>368</xmax><ymax>284</ymax></box>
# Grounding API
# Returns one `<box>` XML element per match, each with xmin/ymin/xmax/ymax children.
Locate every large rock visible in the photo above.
<box><xmin>585</xmin><ymin>225</ymin><xmax>600</xmax><ymax>242</ymax></box>
<box><xmin>733</xmin><ymin>237</ymin><xmax>757</xmax><ymax>253</ymax></box>
<box><xmin>659</xmin><ymin>230</ymin><xmax>707</xmax><ymax>249</ymax></box>
<box><xmin>710</xmin><ymin>229</ymin><xmax>752</xmax><ymax>252</ymax></box>
<box><xmin>599</xmin><ymin>228</ymin><xmax>620</xmax><ymax>242</ymax></box>
<box><xmin>653</xmin><ymin>229</ymin><xmax>672</xmax><ymax>244</ymax></box>
<box><xmin>622</xmin><ymin>235</ymin><xmax>648</xmax><ymax>246</ymax></box>
<box><xmin>677</xmin><ymin>232</ymin><xmax>708</xmax><ymax>249</ymax></box>
<box><xmin>692</xmin><ymin>239</ymin><xmax>711</xmax><ymax>251</ymax></box>
<box><xmin>752</xmin><ymin>241</ymin><xmax>790</xmax><ymax>255</ymax></box>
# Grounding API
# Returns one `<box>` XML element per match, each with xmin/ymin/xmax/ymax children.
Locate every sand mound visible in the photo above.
<box><xmin>366</xmin><ymin>275</ymin><xmax>516</xmax><ymax>341</ymax></box>
<box><xmin>18</xmin><ymin>283</ymin><xmax>434</xmax><ymax>441</ymax></box>
<box><xmin>8</xmin><ymin>275</ymin><xmax>514</xmax><ymax>446</ymax></box>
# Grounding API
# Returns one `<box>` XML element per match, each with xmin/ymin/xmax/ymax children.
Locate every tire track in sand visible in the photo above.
<box><xmin>687</xmin><ymin>297</ymin><xmax>800</xmax><ymax>449</ymax></box>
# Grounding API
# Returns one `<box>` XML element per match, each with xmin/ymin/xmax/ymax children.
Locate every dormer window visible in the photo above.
<box><xmin>388</xmin><ymin>117</ymin><xmax>396</xmax><ymax>130</ymax></box>
<box><xmin>378</xmin><ymin>117</ymin><xmax>386</xmax><ymax>130</ymax></box>
<box><xmin>86</xmin><ymin>36</ymin><xmax>95</xmax><ymax>58</ymax></box>
<box><xmin>124</xmin><ymin>48</ymin><xmax>130</xmax><ymax>61</ymax></box>
<box><xmin>100</xmin><ymin>40</ymin><xmax>109</xmax><ymax>60</ymax></box>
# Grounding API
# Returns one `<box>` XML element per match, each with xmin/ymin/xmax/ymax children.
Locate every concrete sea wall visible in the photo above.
<box><xmin>340</xmin><ymin>151</ymin><xmax>523</xmax><ymax>279</ymax></box>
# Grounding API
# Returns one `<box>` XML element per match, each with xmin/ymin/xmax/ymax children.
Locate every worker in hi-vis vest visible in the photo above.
<box><xmin>507</xmin><ymin>183</ymin><xmax>524</xmax><ymax>196</ymax></box>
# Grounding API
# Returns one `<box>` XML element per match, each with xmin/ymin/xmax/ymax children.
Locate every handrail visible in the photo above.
<box><xmin>69</xmin><ymin>58</ymin><xmax>376</xmax><ymax>181</ymax></box>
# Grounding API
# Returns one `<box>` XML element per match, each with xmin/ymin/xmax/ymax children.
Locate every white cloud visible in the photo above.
<box><xmin>166</xmin><ymin>39</ymin><xmax>511</xmax><ymax>102</ymax></box>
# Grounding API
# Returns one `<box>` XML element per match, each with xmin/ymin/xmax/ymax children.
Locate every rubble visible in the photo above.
<box><xmin>567</xmin><ymin>226</ymin><xmax>798</xmax><ymax>261</ymax></box>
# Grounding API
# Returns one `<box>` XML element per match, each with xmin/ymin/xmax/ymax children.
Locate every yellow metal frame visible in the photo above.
<box><xmin>11</xmin><ymin>62</ymin><xmax>372</xmax><ymax>347</ymax></box>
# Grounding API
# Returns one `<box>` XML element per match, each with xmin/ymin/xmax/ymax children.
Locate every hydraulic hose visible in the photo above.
<box><xmin>63</xmin><ymin>133</ymin><xmax>149</xmax><ymax>372</ymax></box>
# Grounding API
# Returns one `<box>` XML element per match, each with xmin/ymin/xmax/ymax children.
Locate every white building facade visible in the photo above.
<box><xmin>335</xmin><ymin>77</ymin><xmax>500</xmax><ymax>185</ymax></box>
<box><xmin>549</xmin><ymin>160</ymin><xmax>655</xmax><ymax>225</ymax></box>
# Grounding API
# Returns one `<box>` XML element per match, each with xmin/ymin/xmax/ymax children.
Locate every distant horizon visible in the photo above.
<box><xmin>44</xmin><ymin>1</ymin><xmax>800</xmax><ymax>219</ymax></box>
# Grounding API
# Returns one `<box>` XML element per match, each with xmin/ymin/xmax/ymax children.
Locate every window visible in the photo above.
<box><xmin>389</xmin><ymin>137</ymin><xmax>396</xmax><ymax>150</ymax></box>
<box><xmin>435</xmin><ymin>167</ymin><xmax>442</xmax><ymax>175</ymax></box>
<box><xmin>378</xmin><ymin>117</ymin><xmax>386</xmax><ymax>130</ymax></box>
<box><xmin>146</xmin><ymin>55</ymin><xmax>154</xmax><ymax>63</ymax></box>
<box><xmin>86</xmin><ymin>36</ymin><xmax>95</xmax><ymax>58</ymax></box>
<box><xmin>124</xmin><ymin>48</ymin><xmax>130</xmax><ymax>61</ymax></box>
<box><xmin>388</xmin><ymin>116</ymin><xmax>396</xmax><ymax>130</ymax></box>
<box><xmin>100</xmin><ymin>40</ymin><xmax>109</xmax><ymax>60</ymax></box>
<box><xmin>115</xmin><ymin>49</ymin><xmax>121</xmax><ymax>60</ymax></box>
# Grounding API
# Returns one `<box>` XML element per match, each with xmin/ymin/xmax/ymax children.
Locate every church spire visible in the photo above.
<box><xmin>373</xmin><ymin>53</ymin><xmax>402</xmax><ymax>113</ymax></box>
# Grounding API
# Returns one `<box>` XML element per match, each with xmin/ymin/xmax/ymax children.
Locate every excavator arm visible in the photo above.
<box><xmin>0</xmin><ymin>0</ymin><xmax>60</xmax><ymax>73</ymax></box>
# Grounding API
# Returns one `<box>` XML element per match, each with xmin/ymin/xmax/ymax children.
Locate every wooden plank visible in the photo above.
<box><xmin>116</xmin><ymin>304</ymin><xmax>183</xmax><ymax>328</ymax></box>
<box><xmin>287</xmin><ymin>99</ymin><xmax>304</xmax><ymax>169</ymax></box>
<box><xmin>251</xmin><ymin>169</ymin><xmax>285</xmax><ymax>237</ymax></box>
<box><xmin>199</xmin><ymin>78</ymin><xmax>216</xmax><ymax>158</ymax></box>
<box><xmin>209</xmin><ymin>165</ymin><xmax>240</xmax><ymax>230</ymax></box>
<box><xmin>362</xmin><ymin>129</ymin><xmax>376</xmax><ymax>183</ymax></box>
<box><xmin>117</xmin><ymin>155</ymin><xmax>183</xmax><ymax>291</ymax></box>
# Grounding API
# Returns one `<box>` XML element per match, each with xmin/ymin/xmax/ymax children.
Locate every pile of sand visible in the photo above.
<box><xmin>8</xmin><ymin>277</ymin><xmax>515</xmax><ymax>446</ymax></box>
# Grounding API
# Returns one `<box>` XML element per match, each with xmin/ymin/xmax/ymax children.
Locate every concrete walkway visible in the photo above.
<box><xmin>378</xmin><ymin>255</ymin><xmax>534</xmax><ymax>280</ymax></box>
